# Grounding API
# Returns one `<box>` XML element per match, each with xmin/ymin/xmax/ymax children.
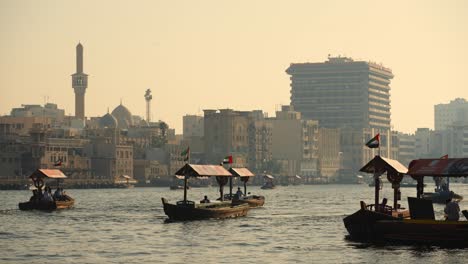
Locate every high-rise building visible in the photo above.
<box><xmin>286</xmin><ymin>56</ymin><xmax>393</xmax><ymax>130</ymax></box>
<box><xmin>434</xmin><ymin>98</ymin><xmax>468</xmax><ymax>131</ymax></box>
<box><xmin>72</xmin><ymin>43</ymin><xmax>88</xmax><ymax>120</ymax></box>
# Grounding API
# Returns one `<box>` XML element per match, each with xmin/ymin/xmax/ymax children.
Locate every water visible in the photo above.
<box><xmin>1</xmin><ymin>183</ymin><xmax>468</xmax><ymax>263</ymax></box>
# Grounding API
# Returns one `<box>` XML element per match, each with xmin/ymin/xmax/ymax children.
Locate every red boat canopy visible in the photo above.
<box><xmin>29</xmin><ymin>169</ymin><xmax>67</xmax><ymax>179</ymax></box>
<box><xmin>408</xmin><ymin>158</ymin><xmax>468</xmax><ymax>177</ymax></box>
<box><xmin>229</xmin><ymin>167</ymin><xmax>255</xmax><ymax>177</ymax></box>
<box><xmin>174</xmin><ymin>164</ymin><xmax>232</xmax><ymax>178</ymax></box>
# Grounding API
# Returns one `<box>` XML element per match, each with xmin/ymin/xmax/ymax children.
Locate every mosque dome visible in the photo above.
<box><xmin>99</xmin><ymin>113</ymin><xmax>118</xmax><ymax>128</ymax></box>
<box><xmin>111</xmin><ymin>104</ymin><xmax>133</xmax><ymax>129</ymax></box>
<box><xmin>139</xmin><ymin>119</ymin><xmax>149</xmax><ymax>127</ymax></box>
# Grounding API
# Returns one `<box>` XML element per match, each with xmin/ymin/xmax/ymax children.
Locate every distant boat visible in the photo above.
<box><xmin>261</xmin><ymin>174</ymin><xmax>275</xmax><ymax>189</ymax></box>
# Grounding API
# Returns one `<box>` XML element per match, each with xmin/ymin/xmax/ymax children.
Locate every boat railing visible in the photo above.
<box><xmin>360</xmin><ymin>201</ymin><xmax>393</xmax><ymax>215</ymax></box>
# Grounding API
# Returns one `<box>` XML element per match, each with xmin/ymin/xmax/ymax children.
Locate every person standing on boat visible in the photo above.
<box><xmin>444</xmin><ymin>198</ymin><xmax>460</xmax><ymax>221</ymax></box>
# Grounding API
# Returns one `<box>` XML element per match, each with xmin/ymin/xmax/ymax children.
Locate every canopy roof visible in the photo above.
<box><xmin>229</xmin><ymin>167</ymin><xmax>255</xmax><ymax>177</ymax></box>
<box><xmin>264</xmin><ymin>174</ymin><xmax>274</xmax><ymax>179</ymax></box>
<box><xmin>174</xmin><ymin>164</ymin><xmax>232</xmax><ymax>177</ymax></box>
<box><xmin>408</xmin><ymin>158</ymin><xmax>468</xmax><ymax>177</ymax></box>
<box><xmin>360</xmin><ymin>156</ymin><xmax>408</xmax><ymax>175</ymax></box>
<box><xmin>29</xmin><ymin>169</ymin><xmax>67</xmax><ymax>179</ymax></box>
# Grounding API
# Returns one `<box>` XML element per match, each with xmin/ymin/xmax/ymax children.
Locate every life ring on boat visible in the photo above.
<box><xmin>34</xmin><ymin>178</ymin><xmax>44</xmax><ymax>188</ymax></box>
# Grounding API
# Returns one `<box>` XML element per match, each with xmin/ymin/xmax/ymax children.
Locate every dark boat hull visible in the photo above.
<box><xmin>344</xmin><ymin>209</ymin><xmax>468</xmax><ymax>246</ymax></box>
<box><xmin>161</xmin><ymin>198</ymin><xmax>250</xmax><ymax>221</ymax></box>
<box><xmin>18</xmin><ymin>196</ymin><xmax>75</xmax><ymax>211</ymax></box>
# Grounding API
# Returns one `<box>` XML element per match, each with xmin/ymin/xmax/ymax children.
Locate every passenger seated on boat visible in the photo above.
<box><xmin>200</xmin><ymin>195</ymin><xmax>210</xmax><ymax>204</ymax></box>
<box><xmin>42</xmin><ymin>187</ymin><xmax>54</xmax><ymax>202</ymax></box>
<box><xmin>53</xmin><ymin>188</ymin><xmax>63</xmax><ymax>200</ymax></box>
<box><xmin>233</xmin><ymin>187</ymin><xmax>244</xmax><ymax>200</ymax></box>
<box><xmin>376</xmin><ymin>198</ymin><xmax>392</xmax><ymax>214</ymax></box>
<box><xmin>444</xmin><ymin>198</ymin><xmax>460</xmax><ymax>221</ymax></box>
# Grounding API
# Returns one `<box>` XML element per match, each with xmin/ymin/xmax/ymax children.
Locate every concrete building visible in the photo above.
<box><xmin>72</xmin><ymin>43</ymin><xmax>88</xmax><ymax>120</ymax></box>
<box><xmin>10</xmin><ymin>103</ymin><xmax>65</xmax><ymax>126</ymax></box>
<box><xmin>286</xmin><ymin>56</ymin><xmax>393</xmax><ymax>130</ymax></box>
<box><xmin>395</xmin><ymin>132</ymin><xmax>415</xmax><ymax>166</ymax></box>
<box><xmin>247</xmin><ymin>114</ymin><xmax>273</xmax><ymax>174</ymax></box>
<box><xmin>286</xmin><ymin>56</ymin><xmax>394</xmax><ymax>182</ymax></box>
<box><xmin>415</xmin><ymin>128</ymin><xmax>431</xmax><ymax>158</ymax></box>
<box><xmin>271</xmin><ymin>106</ymin><xmax>319</xmax><ymax>180</ymax></box>
<box><xmin>203</xmin><ymin>109</ymin><xmax>251</xmax><ymax>166</ymax></box>
<box><xmin>317</xmin><ymin>128</ymin><xmax>341</xmax><ymax>181</ymax></box>
<box><xmin>183</xmin><ymin>115</ymin><xmax>204</xmax><ymax>138</ymax></box>
<box><xmin>435</xmin><ymin>98</ymin><xmax>468</xmax><ymax>131</ymax></box>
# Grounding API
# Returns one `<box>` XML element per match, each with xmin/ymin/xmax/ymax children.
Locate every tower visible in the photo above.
<box><xmin>72</xmin><ymin>43</ymin><xmax>88</xmax><ymax>120</ymax></box>
<box><xmin>144</xmin><ymin>89</ymin><xmax>152</xmax><ymax>122</ymax></box>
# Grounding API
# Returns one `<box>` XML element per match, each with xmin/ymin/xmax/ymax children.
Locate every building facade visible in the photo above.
<box><xmin>435</xmin><ymin>98</ymin><xmax>468</xmax><ymax>131</ymax></box>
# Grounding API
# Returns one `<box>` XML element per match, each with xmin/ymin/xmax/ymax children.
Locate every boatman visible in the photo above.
<box><xmin>444</xmin><ymin>198</ymin><xmax>460</xmax><ymax>221</ymax></box>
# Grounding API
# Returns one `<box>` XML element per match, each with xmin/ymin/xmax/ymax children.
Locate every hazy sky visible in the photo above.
<box><xmin>1</xmin><ymin>0</ymin><xmax>468</xmax><ymax>134</ymax></box>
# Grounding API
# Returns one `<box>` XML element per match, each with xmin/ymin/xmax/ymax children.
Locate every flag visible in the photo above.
<box><xmin>365</xmin><ymin>133</ymin><xmax>380</xmax><ymax>148</ymax></box>
<box><xmin>223</xmin><ymin>155</ymin><xmax>233</xmax><ymax>164</ymax></box>
<box><xmin>181</xmin><ymin>147</ymin><xmax>190</xmax><ymax>161</ymax></box>
<box><xmin>54</xmin><ymin>159</ymin><xmax>62</xmax><ymax>167</ymax></box>
<box><xmin>440</xmin><ymin>154</ymin><xmax>448</xmax><ymax>159</ymax></box>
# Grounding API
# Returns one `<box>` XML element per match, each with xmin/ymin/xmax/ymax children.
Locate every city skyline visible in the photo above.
<box><xmin>2</xmin><ymin>1</ymin><xmax>468</xmax><ymax>133</ymax></box>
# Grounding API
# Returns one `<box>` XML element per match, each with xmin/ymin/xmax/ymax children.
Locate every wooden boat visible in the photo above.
<box><xmin>161</xmin><ymin>163</ymin><xmax>251</xmax><ymax>221</ymax></box>
<box><xmin>422</xmin><ymin>176</ymin><xmax>463</xmax><ymax>203</ymax></box>
<box><xmin>344</xmin><ymin>156</ymin><xmax>468</xmax><ymax>247</ymax></box>
<box><xmin>18</xmin><ymin>169</ymin><xmax>75</xmax><ymax>211</ymax></box>
<box><xmin>261</xmin><ymin>174</ymin><xmax>275</xmax><ymax>189</ymax></box>
<box><xmin>227</xmin><ymin>167</ymin><xmax>265</xmax><ymax>208</ymax></box>
<box><xmin>169</xmin><ymin>185</ymin><xmax>189</xmax><ymax>190</ymax></box>
<box><xmin>161</xmin><ymin>198</ymin><xmax>249</xmax><ymax>221</ymax></box>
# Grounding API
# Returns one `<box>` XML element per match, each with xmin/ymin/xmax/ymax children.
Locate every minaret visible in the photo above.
<box><xmin>144</xmin><ymin>89</ymin><xmax>152</xmax><ymax>122</ymax></box>
<box><xmin>72</xmin><ymin>43</ymin><xmax>88</xmax><ymax>120</ymax></box>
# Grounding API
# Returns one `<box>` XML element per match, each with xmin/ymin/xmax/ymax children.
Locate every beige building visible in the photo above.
<box><xmin>318</xmin><ymin>128</ymin><xmax>341</xmax><ymax>181</ymax></box>
<box><xmin>203</xmin><ymin>109</ymin><xmax>250</xmax><ymax>166</ymax></box>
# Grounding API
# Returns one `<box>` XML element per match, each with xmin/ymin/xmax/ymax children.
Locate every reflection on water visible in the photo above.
<box><xmin>1</xmin><ymin>184</ymin><xmax>467</xmax><ymax>264</ymax></box>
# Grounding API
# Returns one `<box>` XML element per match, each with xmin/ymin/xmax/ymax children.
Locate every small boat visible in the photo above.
<box><xmin>227</xmin><ymin>167</ymin><xmax>265</xmax><ymax>208</ymax></box>
<box><xmin>344</xmin><ymin>156</ymin><xmax>468</xmax><ymax>247</ymax></box>
<box><xmin>161</xmin><ymin>164</ymin><xmax>251</xmax><ymax>221</ymax></box>
<box><xmin>115</xmin><ymin>175</ymin><xmax>137</xmax><ymax>188</ymax></box>
<box><xmin>19</xmin><ymin>169</ymin><xmax>75</xmax><ymax>211</ymax></box>
<box><xmin>169</xmin><ymin>185</ymin><xmax>189</xmax><ymax>190</ymax></box>
<box><xmin>261</xmin><ymin>174</ymin><xmax>275</xmax><ymax>189</ymax></box>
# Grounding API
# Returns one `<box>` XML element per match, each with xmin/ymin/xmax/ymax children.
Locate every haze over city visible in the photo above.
<box><xmin>1</xmin><ymin>0</ymin><xmax>468</xmax><ymax>133</ymax></box>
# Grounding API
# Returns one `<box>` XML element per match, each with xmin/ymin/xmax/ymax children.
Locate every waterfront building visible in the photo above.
<box><xmin>317</xmin><ymin>128</ymin><xmax>341</xmax><ymax>181</ymax></box>
<box><xmin>435</xmin><ymin>98</ymin><xmax>468</xmax><ymax>131</ymax></box>
<box><xmin>395</xmin><ymin>132</ymin><xmax>416</xmax><ymax>166</ymax></box>
<box><xmin>286</xmin><ymin>56</ymin><xmax>394</xmax><ymax>182</ymax></box>
<box><xmin>286</xmin><ymin>56</ymin><xmax>393</xmax><ymax>130</ymax></box>
<box><xmin>183</xmin><ymin>115</ymin><xmax>204</xmax><ymax>138</ymax></box>
<box><xmin>10</xmin><ymin>103</ymin><xmax>65</xmax><ymax>126</ymax></box>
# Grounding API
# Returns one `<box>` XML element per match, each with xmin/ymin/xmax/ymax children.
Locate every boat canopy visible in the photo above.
<box><xmin>29</xmin><ymin>169</ymin><xmax>67</xmax><ymax>179</ymax></box>
<box><xmin>408</xmin><ymin>158</ymin><xmax>468</xmax><ymax>177</ymax></box>
<box><xmin>229</xmin><ymin>167</ymin><xmax>255</xmax><ymax>177</ymax></box>
<box><xmin>174</xmin><ymin>164</ymin><xmax>232</xmax><ymax>178</ymax></box>
<box><xmin>360</xmin><ymin>156</ymin><xmax>408</xmax><ymax>175</ymax></box>
<box><xmin>264</xmin><ymin>174</ymin><xmax>274</xmax><ymax>179</ymax></box>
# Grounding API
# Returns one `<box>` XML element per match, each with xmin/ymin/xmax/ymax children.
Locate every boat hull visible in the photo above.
<box><xmin>161</xmin><ymin>198</ymin><xmax>250</xmax><ymax>221</ymax></box>
<box><xmin>344</xmin><ymin>209</ymin><xmax>468</xmax><ymax>246</ymax></box>
<box><xmin>422</xmin><ymin>191</ymin><xmax>463</xmax><ymax>204</ymax></box>
<box><xmin>233</xmin><ymin>195</ymin><xmax>265</xmax><ymax>208</ymax></box>
<box><xmin>18</xmin><ymin>196</ymin><xmax>75</xmax><ymax>211</ymax></box>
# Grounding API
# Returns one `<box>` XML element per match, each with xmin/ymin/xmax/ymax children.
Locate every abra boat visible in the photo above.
<box><xmin>19</xmin><ymin>169</ymin><xmax>74</xmax><ymax>211</ymax></box>
<box><xmin>344</xmin><ymin>156</ymin><xmax>468</xmax><ymax>247</ymax></box>
<box><xmin>261</xmin><ymin>174</ymin><xmax>275</xmax><ymax>189</ymax></box>
<box><xmin>161</xmin><ymin>164</ymin><xmax>250</xmax><ymax>221</ymax></box>
<box><xmin>226</xmin><ymin>167</ymin><xmax>265</xmax><ymax>208</ymax></box>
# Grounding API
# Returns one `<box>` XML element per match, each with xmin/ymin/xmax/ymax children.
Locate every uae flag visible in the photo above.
<box><xmin>223</xmin><ymin>155</ymin><xmax>233</xmax><ymax>164</ymax></box>
<box><xmin>365</xmin><ymin>133</ymin><xmax>380</xmax><ymax>149</ymax></box>
<box><xmin>181</xmin><ymin>147</ymin><xmax>190</xmax><ymax>161</ymax></box>
<box><xmin>54</xmin><ymin>159</ymin><xmax>62</xmax><ymax>166</ymax></box>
